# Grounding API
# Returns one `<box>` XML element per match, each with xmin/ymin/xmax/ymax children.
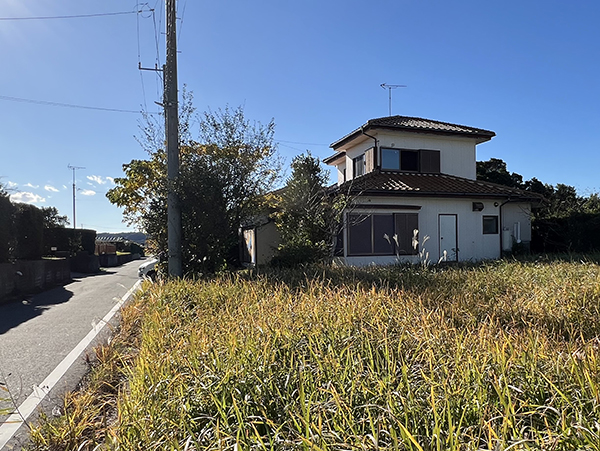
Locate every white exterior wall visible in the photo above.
<box><xmin>501</xmin><ymin>203</ymin><xmax>532</xmax><ymax>250</ymax></box>
<box><xmin>340</xmin><ymin>197</ymin><xmax>507</xmax><ymax>267</ymax></box>
<box><xmin>336</xmin><ymin>161</ymin><xmax>347</xmax><ymax>184</ymax></box>
<box><xmin>334</xmin><ymin>131</ymin><xmax>478</xmax><ymax>182</ymax></box>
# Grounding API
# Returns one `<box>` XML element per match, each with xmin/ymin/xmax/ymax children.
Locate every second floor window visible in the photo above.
<box><xmin>381</xmin><ymin>148</ymin><xmax>440</xmax><ymax>173</ymax></box>
<box><xmin>353</xmin><ymin>154</ymin><xmax>366</xmax><ymax>177</ymax></box>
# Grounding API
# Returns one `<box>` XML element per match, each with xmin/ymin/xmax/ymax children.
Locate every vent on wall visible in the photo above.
<box><xmin>472</xmin><ymin>202</ymin><xmax>484</xmax><ymax>212</ymax></box>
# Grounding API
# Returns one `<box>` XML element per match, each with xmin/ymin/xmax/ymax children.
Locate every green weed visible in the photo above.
<box><xmin>29</xmin><ymin>259</ymin><xmax>600</xmax><ymax>450</ymax></box>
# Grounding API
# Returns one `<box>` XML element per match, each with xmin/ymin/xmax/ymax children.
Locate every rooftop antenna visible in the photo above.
<box><xmin>380</xmin><ymin>83</ymin><xmax>407</xmax><ymax>116</ymax></box>
<box><xmin>67</xmin><ymin>164</ymin><xmax>85</xmax><ymax>229</ymax></box>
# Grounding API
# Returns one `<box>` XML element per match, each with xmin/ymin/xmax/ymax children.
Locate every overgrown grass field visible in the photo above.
<box><xmin>30</xmin><ymin>258</ymin><xmax>600</xmax><ymax>450</ymax></box>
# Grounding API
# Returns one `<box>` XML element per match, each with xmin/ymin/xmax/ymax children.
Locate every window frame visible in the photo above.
<box><xmin>482</xmin><ymin>215</ymin><xmax>499</xmax><ymax>235</ymax></box>
<box><xmin>353</xmin><ymin>154</ymin><xmax>366</xmax><ymax>178</ymax></box>
<box><xmin>347</xmin><ymin>212</ymin><xmax>419</xmax><ymax>256</ymax></box>
<box><xmin>379</xmin><ymin>148</ymin><xmax>440</xmax><ymax>173</ymax></box>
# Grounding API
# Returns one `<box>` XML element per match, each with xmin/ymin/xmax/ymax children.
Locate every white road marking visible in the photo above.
<box><xmin>0</xmin><ymin>279</ymin><xmax>142</xmax><ymax>450</ymax></box>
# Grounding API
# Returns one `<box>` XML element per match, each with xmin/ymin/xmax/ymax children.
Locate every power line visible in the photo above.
<box><xmin>0</xmin><ymin>11</ymin><xmax>138</xmax><ymax>21</ymax></box>
<box><xmin>152</xmin><ymin>5</ymin><xmax>163</xmax><ymax>100</ymax></box>
<box><xmin>136</xmin><ymin>2</ymin><xmax>149</xmax><ymax>112</ymax></box>
<box><xmin>278</xmin><ymin>139</ymin><xmax>329</xmax><ymax>147</ymax></box>
<box><xmin>178</xmin><ymin>0</ymin><xmax>188</xmax><ymax>42</ymax></box>
<box><xmin>0</xmin><ymin>95</ymin><xmax>153</xmax><ymax>114</ymax></box>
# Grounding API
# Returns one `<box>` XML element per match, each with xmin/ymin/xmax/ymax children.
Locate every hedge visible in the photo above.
<box><xmin>14</xmin><ymin>203</ymin><xmax>44</xmax><ymax>260</ymax></box>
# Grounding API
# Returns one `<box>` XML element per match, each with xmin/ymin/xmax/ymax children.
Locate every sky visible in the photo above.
<box><xmin>1</xmin><ymin>0</ymin><xmax>599</xmax><ymax>233</ymax></box>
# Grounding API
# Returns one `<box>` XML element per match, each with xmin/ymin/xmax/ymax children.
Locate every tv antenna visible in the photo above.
<box><xmin>380</xmin><ymin>83</ymin><xmax>407</xmax><ymax>116</ymax></box>
<box><xmin>67</xmin><ymin>164</ymin><xmax>85</xmax><ymax>229</ymax></box>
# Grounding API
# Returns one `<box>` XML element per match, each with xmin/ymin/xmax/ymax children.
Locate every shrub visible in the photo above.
<box><xmin>14</xmin><ymin>203</ymin><xmax>44</xmax><ymax>260</ymax></box>
<box><xmin>270</xmin><ymin>240</ymin><xmax>329</xmax><ymax>267</ymax></box>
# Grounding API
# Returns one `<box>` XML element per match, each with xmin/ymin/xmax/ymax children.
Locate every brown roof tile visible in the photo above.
<box><xmin>336</xmin><ymin>171</ymin><xmax>542</xmax><ymax>201</ymax></box>
<box><xmin>331</xmin><ymin>115</ymin><xmax>495</xmax><ymax>149</ymax></box>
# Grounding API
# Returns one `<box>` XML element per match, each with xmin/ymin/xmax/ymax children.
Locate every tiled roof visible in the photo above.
<box><xmin>331</xmin><ymin>115</ymin><xmax>495</xmax><ymax>149</ymax></box>
<box><xmin>335</xmin><ymin>171</ymin><xmax>542</xmax><ymax>201</ymax></box>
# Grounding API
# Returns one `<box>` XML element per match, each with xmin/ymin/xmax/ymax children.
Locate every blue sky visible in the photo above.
<box><xmin>1</xmin><ymin>0</ymin><xmax>599</xmax><ymax>232</ymax></box>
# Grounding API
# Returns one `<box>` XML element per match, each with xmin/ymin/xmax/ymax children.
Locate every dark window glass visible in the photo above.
<box><xmin>401</xmin><ymin>150</ymin><xmax>419</xmax><ymax>171</ymax></box>
<box><xmin>395</xmin><ymin>213</ymin><xmax>419</xmax><ymax>255</ymax></box>
<box><xmin>348</xmin><ymin>213</ymin><xmax>418</xmax><ymax>256</ymax></box>
<box><xmin>373</xmin><ymin>214</ymin><xmax>395</xmax><ymax>254</ymax></box>
<box><xmin>353</xmin><ymin>155</ymin><xmax>365</xmax><ymax>177</ymax></box>
<box><xmin>381</xmin><ymin>148</ymin><xmax>400</xmax><ymax>170</ymax></box>
<box><xmin>483</xmin><ymin>216</ymin><xmax>499</xmax><ymax>234</ymax></box>
<box><xmin>348</xmin><ymin>214</ymin><xmax>372</xmax><ymax>254</ymax></box>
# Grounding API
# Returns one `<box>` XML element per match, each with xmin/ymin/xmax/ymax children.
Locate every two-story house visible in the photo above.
<box><xmin>324</xmin><ymin>116</ymin><xmax>541</xmax><ymax>265</ymax></box>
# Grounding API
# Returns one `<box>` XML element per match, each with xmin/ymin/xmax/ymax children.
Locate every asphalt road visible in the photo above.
<box><xmin>0</xmin><ymin>259</ymin><xmax>142</xmax><ymax>450</ymax></box>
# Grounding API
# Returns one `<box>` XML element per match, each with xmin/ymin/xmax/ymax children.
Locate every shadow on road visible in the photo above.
<box><xmin>0</xmin><ymin>286</ymin><xmax>74</xmax><ymax>335</ymax></box>
<box><xmin>71</xmin><ymin>270</ymin><xmax>117</xmax><ymax>280</ymax></box>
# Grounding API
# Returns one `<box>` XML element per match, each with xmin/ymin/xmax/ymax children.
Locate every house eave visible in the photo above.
<box><xmin>323</xmin><ymin>151</ymin><xmax>346</xmax><ymax>165</ymax></box>
<box><xmin>331</xmin><ymin>120</ymin><xmax>496</xmax><ymax>150</ymax></box>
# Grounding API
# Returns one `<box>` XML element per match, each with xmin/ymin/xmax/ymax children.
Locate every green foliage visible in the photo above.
<box><xmin>270</xmin><ymin>240</ymin><xmax>330</xmax><ymax>267</ymax></box>
<box><xmin>43</xmin><ymin>228</ymin><xmax>97</xmax><ymax>256</ymax></box>
<box><xmin>107</xmin><ymin>99</ymin><xmax>281</xmax><ymax>274</ymax></box>
<box><xmin>13</xmin><ymin>202</ymin><xmax>44</xmax><ymax>260</ymax></box>
<box><xmin>274</xmin><ymin>152</ymin><xmax>345</xmax><ymax>264</ymax></box>
<box><xmin>477</xmin><ymin>158</ymin><xmax>600</xmax><ymax>252</ymax></box>
<box><xmin>476</xmin><ymin>157</ymin><xmax>524</xmax><ymax>188</ymax></box>
<box><xmin>29</xmin><ymin>260</ymin><xmax>600</xmax><ymax>450</ymax></box>
<box><xmin>41</xmin><ymin>206</ymin><xmax>69</xmax><ymax>228</ymax></box>
<box><xmin>0</xmin><ymin>189</ymin><xmax>14</xmax><ymax>263</ymax></box>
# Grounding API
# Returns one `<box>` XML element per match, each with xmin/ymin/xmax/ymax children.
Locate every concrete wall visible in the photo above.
<box><xmin>332</xmin><ymin>131</ymin><xmax>481</xmax><ymax>183</ymax></box>
<box><xmin>339</xmin><ymin>196</ymin><xmax>532</xmax><ymax>266</ymax></box>
<box><xmin>0</xmin><ymin>259</ymin><xmax>71</xmax><ymax>304</ymax></box>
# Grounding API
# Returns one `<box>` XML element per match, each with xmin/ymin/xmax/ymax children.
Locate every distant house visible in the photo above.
<box><xmin>324</xmin><ymin>116</ymin><xmax>542</xmax><ymax>265</ymax></box>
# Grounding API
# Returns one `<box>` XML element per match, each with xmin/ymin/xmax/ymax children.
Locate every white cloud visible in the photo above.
<box><xmin>44</xmin><ymin>185</ymin><xmax>59</xmax><ymax>192</ymax></box>
<box><xmin>87</xmin><ymin>175</ymin><xmax>107</xmax><ymax>185</ymax></box>
<box><xmin>10</xmin><ymin>192</ymin><xmax>46</xmax><ymax>204</ymax></box>
<box><xmin>7</xmin><ymin>181</ymin><xmax>18</xmax><ymax>188</ymax></box>
<box><xmin>62</xmin><ymin>185</ymin><xmax>68</xmax><ymax>190</ymax></box>
<box><xmin>86</xmin><ymin>175</ymin><xmax>115</xmax><ymax>186</ymax></box>
<box><xmin>80</xmin><ymin>189</ymin><xmax>96</xmax><ymax>196</ymax></box>
<box><xmin>24</xmin><ymin>183</ymin><xmax>39</xmax><ymax>189</ymax></box>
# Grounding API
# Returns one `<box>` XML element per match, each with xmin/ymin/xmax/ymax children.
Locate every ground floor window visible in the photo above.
<box><xmin>483</xmin><ymin>215</ymin><xmax>499</xmax><ymax>234</ymax></box>
<box><xmin>348</xmin><ymin>213</ymin><xmax>418</xmax><ymax>256</ymax></box>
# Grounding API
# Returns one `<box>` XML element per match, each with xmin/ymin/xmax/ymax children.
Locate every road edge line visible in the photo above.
<box><xmin>0</xmin><ymin>279</ymin><xmax>142</xmax><ymax>450</ymax></box>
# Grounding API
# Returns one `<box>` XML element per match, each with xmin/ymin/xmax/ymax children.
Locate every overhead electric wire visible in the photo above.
<box><xmin>152</xmin><ymin>4</ymin><xmax>163</xmax><ymax>100</ymax></box>
<box><xmin>136</xmin><ymin>2</ymin><xmax>149</xmax><ymax>113</ymax></box>
<box><xmin>0</xmin><ymin>95</ymin><xmax>155</xmax><ymax>114</ymax></box>
<box><xmin>278</xmin><ymin>139</ymin><xmax>329</xmax><ymax>146</ymax></box>
<box><xmin>0</xmin><ymin>11</ymin><xmax>138</xmax><ymax>21</ymax></box>
<box><xmin>178</xmin><ymin>0</ymin><xmax>188</xmax><ymax>42</ymax></box>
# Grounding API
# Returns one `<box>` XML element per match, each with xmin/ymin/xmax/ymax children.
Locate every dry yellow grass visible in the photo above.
<box><xmin>29</xmin><ymin>258</ymin><xmax>600</xmax><ymax>450</ymax></box>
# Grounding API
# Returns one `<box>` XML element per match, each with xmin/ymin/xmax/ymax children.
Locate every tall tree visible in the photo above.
<box><xmin>274</xmin><ymin>152</ymin><xmax>347</xmax><ymax>265</ymax></box>
<box><xmin>107</xmin><ymin>101</ymin><xmax>281</xmax><ymax>273</ymax></box>
<box><xmin>41</xmin><ymin>206</ymin><xmax>69</xmax><ymax>228</ymax></box>
<box><xmin>476</xmin><ymin>158</ymin><xmax>524</xmax><ymax>188</ymax></box>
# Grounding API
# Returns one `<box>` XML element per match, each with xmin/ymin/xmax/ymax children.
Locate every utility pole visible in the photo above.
<box><xmin>164</xmin><ymin>0</ymin><xmax>182</xmax><ymax>277</ymax></box>
<box><xmin>380</xmin><ymin>83</ymin><xmax>407</xmax><ymax>116</ymax></box>
<box><xmin>67</xmin><ymin>164</ymin><xmax>85</xmax><ymax>229</ymax></box>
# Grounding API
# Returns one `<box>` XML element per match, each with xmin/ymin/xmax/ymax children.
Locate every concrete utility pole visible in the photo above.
<box><xmin>164</xmin><ymin>0</ymin><xmax>182</xmax><ymax>277</ymax></box>
<box><xmin>67</xmin><ymin>164</ymin><xmax>85</xmax><ymax>229</ymax></box>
